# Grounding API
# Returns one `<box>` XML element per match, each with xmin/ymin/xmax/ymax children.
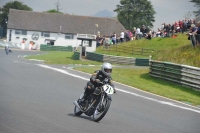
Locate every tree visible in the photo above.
<box><xmin>44</xmin><ymin>1</ymin><xmax>63</xmax><ymax>14</ymax></box>
<box><xmin>114</xmin><ymin>0</ymin><xmax>156</xmax><ymax>30</ymax></box>
<box><xmin>190</xmin><ymin>0</ymin><xmax>200</xmax><ymax>16</ymax></box>
<box><xmin>46</xmin><ymin>9</ymin><xmax>63</xmax><ymax>14</ymax></box>
<box><xmin>184</xmin><ymin>11</ymin><xmax>193</xmax><ymax>19</ymax></box>
<box><xmin>0</xmin><ymin>1</ymin><xmax>32</xmax><ymax>37</ymax></box>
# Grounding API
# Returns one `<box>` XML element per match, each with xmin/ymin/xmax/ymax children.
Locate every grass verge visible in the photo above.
<box><xmin>26</xmin><ymin>51</ymin><xmax>102</xmax><ymax>65</ymax></box>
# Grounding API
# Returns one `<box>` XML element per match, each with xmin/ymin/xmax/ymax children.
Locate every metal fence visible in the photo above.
<box><xmin>86</xmin><ymin>52</ymin><xmax>149</xmax><ymax>66</ymax></box>
<box><xmin>73</xmin><ymin>51</ymin><xmax>80</xmax><ymax>60</ymax></box>
<box><xmin>40</xmin><ymin>44</ymin><xmax>73</xmax><ymax>51</ymax></box>
<box><xmin>102</xmin><ymin>45</ymin><xmax>154</xmax><ymax>56</ymax></box>
<box><xmin>149</xmin><ymin>60</ymin><xmax>200</xmax><ymax>90</ymax></box>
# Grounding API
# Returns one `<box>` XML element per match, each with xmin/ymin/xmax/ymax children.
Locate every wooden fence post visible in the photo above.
<box><xmin>132</xmin><ymin>47</ymin><xmax>134</xmax><ymax>55</ymax></box>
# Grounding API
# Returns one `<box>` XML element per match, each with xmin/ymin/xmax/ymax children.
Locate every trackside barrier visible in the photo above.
<box><xmin>102</xmin><ymin>46</ymin><xmax>154</xmax><ymax>56</ymax></box>
<box><xmin>40</xmin><ymin>44</ymin><xmax>73</xmax><ymax>51</ymax></box>
<box><xmin>73</xmin><ymin>52</ymin><xmax>80</xmax><ymax>60</ymax></box>
<box><xmin>149</xmin><ymin>60</ymin><xmax>200</xmax><ymax>90</ymax></box>
<box><xmin>86</xmin><ymin>52</ymin><xmax>149</xmax><ymax>66</ymax></box>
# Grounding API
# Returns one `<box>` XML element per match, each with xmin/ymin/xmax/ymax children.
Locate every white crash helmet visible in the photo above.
<box><xmin>101</xmin><ymin>62</ymin><xmax>112</xmax><ymax>76</ymax></box>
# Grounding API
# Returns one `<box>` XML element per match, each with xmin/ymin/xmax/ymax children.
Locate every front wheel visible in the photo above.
<box><xmin>74</xmin><ymin>99</ymin><xmax>83</xmax><ymax>116</ymax></box>
<box><xmin>74</xmin><ymin>105</ymin><xmax>83</xmax><ymax>116</ymax></box>
<box><xmin>6</xmin><ymin>50</ymin><xmax>8</xmax><ymax>55</ymax></box>
<box><xmin>93</xmin><ymin>98</ymin><xmax>111</xmax><ymax>122</ymax></box>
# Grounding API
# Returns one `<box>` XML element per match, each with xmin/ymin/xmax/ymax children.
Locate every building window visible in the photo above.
<box><xmin>41</xmin><ymin>32</ymin><xmax>50</xmax><ymax>37</ymax></box>
<box><xmin>21</xmin><ymin>30</ymin><xmax>27</xmax><ymax>35</ymax></box>
<box><xmin>15</xmin><ymin>30</ymin><xmax>27</xmax><ymax>35</ymax></box>
<box><xmin>65</xmin><ymin>34</ymin><xmax>73</xmax><ymax>39</ymax></box>
<box><xmin>15</xmin><ymin>30</ymin><xmax>21</xmax><ymax>35</ymax></box>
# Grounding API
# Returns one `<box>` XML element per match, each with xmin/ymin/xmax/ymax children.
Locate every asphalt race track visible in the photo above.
<box><xmin>0</xmin><ymin>49</ymin><xmax>200</xmax><ymax>133</ymax></box>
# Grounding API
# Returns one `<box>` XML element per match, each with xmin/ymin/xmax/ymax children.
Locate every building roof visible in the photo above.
<box><xmin>7</xmin><ymin>9</ymin><xmax>126</xmax><ymax>36</ymax></box>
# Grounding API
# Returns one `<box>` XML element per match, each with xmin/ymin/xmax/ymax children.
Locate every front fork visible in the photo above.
<box><xmin>97</xmin><ymin>94</ymin><xmax>105</xmax><ymax>111</ymax></box>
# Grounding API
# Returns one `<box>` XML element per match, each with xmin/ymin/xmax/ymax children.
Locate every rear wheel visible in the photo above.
<box><xmin>93</xmin><ymin>98</ymin><xmax>111</xmax><ymax>122</ymax></box>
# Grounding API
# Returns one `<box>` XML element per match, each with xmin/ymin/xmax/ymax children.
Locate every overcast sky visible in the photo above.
<box><xmin>0</xmin><ymin>0</ymin><xmax>197</xmax><ymax>30</ymax></box>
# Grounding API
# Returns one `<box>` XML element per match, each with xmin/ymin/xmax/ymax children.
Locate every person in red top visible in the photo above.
<box><xmin>179</xmin><ymin>20</ymin><xmax>183</xmax><ymax>33</ymax></box>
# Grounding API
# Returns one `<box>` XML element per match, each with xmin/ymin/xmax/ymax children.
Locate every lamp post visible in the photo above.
<box><xmin>3</xmin><ymin>19</ymin><xmax>8</xmax><ymax>37</ymax></box>
<box><xmin>94</xmin><ymin>24</ymin><xmax>98</xmax><ymax>35</ymax></box>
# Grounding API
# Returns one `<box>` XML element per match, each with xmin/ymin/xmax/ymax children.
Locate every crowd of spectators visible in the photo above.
<box><xmin>96</xmin><ymin>18</ymin><xmax>200</xmax><ymax>48</ymax></box>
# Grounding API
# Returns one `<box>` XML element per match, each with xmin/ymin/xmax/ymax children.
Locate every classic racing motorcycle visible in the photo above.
<box><xmin>73</xmin><ymin>81</ymin><xmax>114</xmax><ymax>122</ymax></box>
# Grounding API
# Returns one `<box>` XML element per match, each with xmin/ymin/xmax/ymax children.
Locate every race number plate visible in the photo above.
<box><xmin>103</xmin><ymin>84</ymin><xmax>114</xmax><ymax>94</ymax></box>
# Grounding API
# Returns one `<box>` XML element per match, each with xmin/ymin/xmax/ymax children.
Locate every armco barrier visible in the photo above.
<box><xmin>86</xmin><ymin>52</ymin><xmax>104</xmax><ymax>62</ymax></box>
<box><xmin>40</xmin><ymin>44</ymin><xmax>73</xmax><ymax>51</ymax></box>
<box><xmin>85</xmin><ymin>52</ymin><xmax>149</xmax><ymax>66</ymax></box>
<box><xmin>73</xmin><ymin>52</ymin><xmax>80</xmax><ymax>60</ymax></box>
<box><xmin>135</xmin><ymin>58</ymin><xmax>149</xmax><ymax>66</ymax></box>
<box><xmin>149</xmin><ymin>60</ymin><xmax>200</xmax><ymax>90</ymax></box>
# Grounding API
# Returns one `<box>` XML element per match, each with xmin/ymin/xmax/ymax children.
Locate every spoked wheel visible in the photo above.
<box><xmin>93</xmin><ymin>98</ymin><xmax>111</xmax><ymax>122</ymax></box>
<box><xmin>74</xmin><ymin>100</ymin><xmax>83</xmax><ymax>116</ymax></box>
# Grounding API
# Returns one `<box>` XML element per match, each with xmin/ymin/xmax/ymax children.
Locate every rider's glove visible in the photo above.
<box><xmin>95</xmin><ymin>79</ymin><xmax>101</xmax><ymax>83</ymax></box>
<box><xmin>114</xmin><ymin>89</ymin><xmax>117</xmax><ymax>93</ymax></box>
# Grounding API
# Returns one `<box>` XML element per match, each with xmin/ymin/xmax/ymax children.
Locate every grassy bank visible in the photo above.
<box><xmin>26</xmin><ymin>51</ymin><xmax>200</xmax><ymax>106</ymax></box>
<box><xmin>96</xmin><ymin>34</ymin><xmax>200</xmax><ymax>67</ymax></box>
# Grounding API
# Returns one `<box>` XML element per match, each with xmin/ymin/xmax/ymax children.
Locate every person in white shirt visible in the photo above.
<box><xmin>120</xmin><ymin>31</ymin><xmax>124</xmax><ymax>42</ymax></box>
<box><xmin>136</xmin><ymin>28</ymin><xmax>142</xmax><ymax>39</ymax></box>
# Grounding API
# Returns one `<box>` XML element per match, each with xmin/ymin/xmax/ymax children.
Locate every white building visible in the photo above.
<box><xmin>7</xmin><ymin>9</ymin><xmax>125</xmax><ymax>51</ymax></box>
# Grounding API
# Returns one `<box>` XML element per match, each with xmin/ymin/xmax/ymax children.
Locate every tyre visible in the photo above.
<box><xmin>93</xmin><ymin>98</ymin><xmax>111</xmax><ymax>122</ymax></box>
<box><xmin>74</xmin><ymin>106</ymin><xmax>83</xmax><ymax>116</ymax></box>
<box><xmin>6</xmin><ymin>50</ymin><xmax>8</xmax><ymax>55</ymax></box>
<box><xmin>74</xmin><ymin>100</ymin><xmax>83</xmax><ymax>116</ymax></box>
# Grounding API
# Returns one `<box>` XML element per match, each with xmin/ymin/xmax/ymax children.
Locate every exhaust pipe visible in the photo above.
<box><xmin>73</xmin><ymin>100</ymin><xmax>96</xmax><ymax>113</ymax></box>
<box><xmin>73</xmin><ymin>101</ymin><xmax>82</xmax><ymax>110</ymax></box>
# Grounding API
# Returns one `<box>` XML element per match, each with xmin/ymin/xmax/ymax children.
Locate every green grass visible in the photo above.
<box><xmin>26</xmin><ymin>51</ymin><xmax>102</xmax><ymax>65</ymax></box>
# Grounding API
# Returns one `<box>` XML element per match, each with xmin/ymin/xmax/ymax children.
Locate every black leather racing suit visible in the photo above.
<box><xmin>83</xmin><ymin>70</ymin><xmax>116</xmax><ymax>98</ymax></box>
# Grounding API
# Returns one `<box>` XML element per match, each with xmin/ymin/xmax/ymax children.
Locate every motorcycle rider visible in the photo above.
<box><xmin>80</xmin><ymin>62</ymin><xmax>116</xmax><ymax>103</ymax></box>
<box><xmin>5</xmin><ymin>45</ymin><xmax>12</xmax><ymax>53</ymax></box>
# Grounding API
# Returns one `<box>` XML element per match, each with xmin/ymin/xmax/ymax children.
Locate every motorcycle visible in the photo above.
<box><xmin>73</xmin><ymin>81</ymin><xmax>114</xmax><ymax>122</ymax></box>
<box><xmin>5</xmin><ymin>49</ymin><xmax>9</xmax><ymax>55</ymax></box>
<box><xmin>5</xmin><ymin>47</ymin><xmax>12</xmax><ymax>55</ymax></box>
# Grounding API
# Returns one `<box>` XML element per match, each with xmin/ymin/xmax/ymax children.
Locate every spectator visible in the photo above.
<box><xmin>111</xmin><ymin>32</ymin><xmax>116</xmax><ymax>44</ymax></box>
<box><xmin>120</xmin><ymin>30</ymin><xmax>124</xmax><ymax>43</ymax></box>
<box><xmin>136</xmin><ymin>27</ymin><xmax>142</xmax><ymax>39</ymax></box>
<box><xmin>188</xmin><ymin>24</ymin><xmax>197</xmax><ymax>47</ymax></box>
<box><xmin>171</xmin><ymin>22</ymin><xmax>175</xmax><ymax>37</ymax></box>
<box><xmin>125</xmin><ymin>30</ymin><xmax>130</xmax><ymax>42</ymax></box>
<box><xmin>195</xmin><ymin>21</ymin><xmax>200</xmax><ymax>47</ymax></box>
<box><xmin>132</xmin><ymin>27</ymin><xmax>137</xmax><ymax>40</ymax></box>
<box><xmin>156</xmin><ymin>28</ymin><xmax>161</xmax><ymax>37</ymax></box>
<box><xmin>145</xmin><ymin>32</ymin><xmax>152</xmax><ymax>40</ymax></box>
<box><xmin>182</xmin><ymin>20</ymin><xmax>187</xmax><ymax>33</ymax></box>
<box><xmin>96</xmin><ymin>36</ymin><xmax>103</xmax><ymax>47</ymax></box>
<box><xmin>128</xmin><ymin>30</ymin><xmax>133</xmax><ymax>40</ymax></box>
<box><xmin>166</xmin><ymin>24</ymin><xmax>171</xmax><ymax>37</ymax></box>
<box><xmin>141</xmin><ymin>25</ymin><xmax>148</xmax><ymax>37</ymax></box>
<box><xmin>103</xmin><ymin>36</ymin><xmax>111</xmax><ymax>49</ymax></box>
